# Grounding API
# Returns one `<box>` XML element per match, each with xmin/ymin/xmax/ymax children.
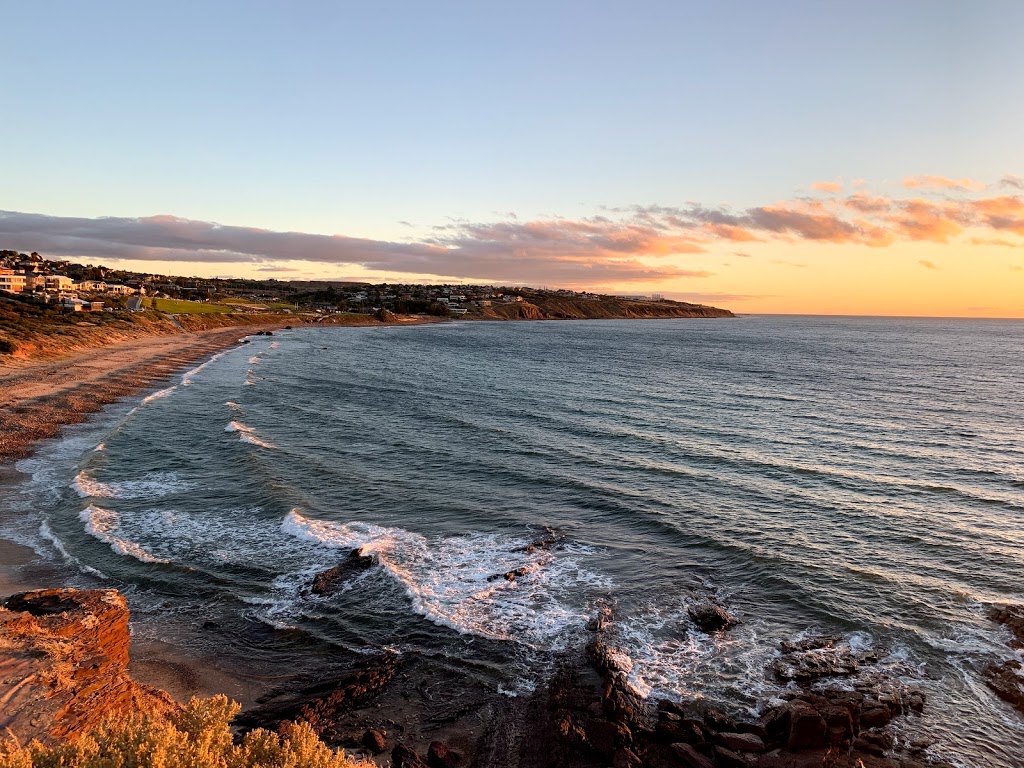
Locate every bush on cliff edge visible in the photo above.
<box><xmin>0</xmin><ymin>695</ymin><xmax>372</xmax><ymax>768</ymax></box>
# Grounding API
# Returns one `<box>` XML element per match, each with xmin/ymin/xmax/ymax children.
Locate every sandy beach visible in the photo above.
<box><xmin>0</xmin><ymin>326</ymin><xmax>278</xmax><ymax>463</ymax></box>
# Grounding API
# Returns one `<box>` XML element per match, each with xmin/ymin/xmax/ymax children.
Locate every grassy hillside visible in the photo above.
<box><xmin>0</xmin><ymin>295</ymin><xmax>293</xmax><ymax>360</ymax></box>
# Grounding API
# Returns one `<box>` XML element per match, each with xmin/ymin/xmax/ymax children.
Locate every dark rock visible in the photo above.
<box><xmin>687</xmin><ymin>600</ymin><xmax>735</xmax><ymax>633</ymax></box>
<box><xmin>779</xmin><ymin>635</ymin><xmax>843</xmax><ymax>654</ymax></box>
<box><xmin>234</xmin><ymin>652</ymin><xmax>398</xmax><ymax>734</ymax></box>
<box><xmin>984</xmin><ymin>659</ymin><xmax>1024</xmax><ymax>714</ymax></box>
<box><xmin>772</xmin><ymin>635</ymin><xmax>861</xmax><ymax>682</ymax></box>
<box><xmin>989</xmin><ymin>603</ymin><xmax>1024</xmax><ymax>647</ymax></box>
<box><xmin>860</xmin><ymin>705</ymin><xmax>892</xmax><ymax>728</ymax></box>
<box><xmin>427</xmin><ymin>740</ymin><xmax>459</xmax><ymax>768</ymax></box>
<box><xmin>702</xmin><ymin>706</ymin><xmax>737</xmax><ymax>734</ymax></box>
<box><xmin>735</xmin><ymin>721</ymin><xmax>767</xmax><ymax>738</ymax></box>
<box><xmin>716</xmin><ymin>731</ymin><xmax>764</xmax><ymax>752</ymax></box>
<box><xmin>669</xmin><ymin>742</ymin><xmax>714</xmax><ymax>768</ymax></box>
<box><xmin>587</xmin><ymin>603</ymin><xmax>613</xmax><ymax>632</ymax></box>
<box><xmin>854</xmin><ymin>728</ymin><xmax>894</xmax><ymax>756</ymax></box>
<box><xmin>392</xmin><ymin>743</ymin><xmax>429</xmax><ymax>768</ymax></box>
<box><xmin>786</xmin><ymin>702</ymin><xmax>826</xmax><ymax>751</ymax></box>
<box><xmin>712</xmin><ymin>746</ymin><xmax>748</xmax><ymax>767</ymax></box>
<box><xmin>487</xmin><ymin>565</ymin><xmax>531</xmax><ymax>582</ymax></box>
<box><xmin>585</xmin><ymin>717</ymin><xmax>632</xmax><ymax>756</ymax></box>
<box><xmin>612</xmin><ymin>747</ymin><xmax>642</xmax><ymax>768</ymax></box>
<box><xmin>512</xmin><ymin>530</ymin><xmax>559</xmax><ymax>553</ymax></box>
<box><xmin>201</xmin><ymin>620</ymin><xmax>220</xmax><ymax>630</ymax></box>
<box><xmin>310</xmin><ymin>548</ymin><xmax>375</xmax><ymax>595</ymax></box>
<box><xmin>361</xmin><ymin>729</ymin><xmax>386</xmax><ymax>754</ymax></box>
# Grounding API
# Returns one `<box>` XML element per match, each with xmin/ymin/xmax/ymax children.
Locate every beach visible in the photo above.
<box><xmin>0</xmin><ymin>326</ymin><xmax>273</xmax><ymax>463</ymax></box>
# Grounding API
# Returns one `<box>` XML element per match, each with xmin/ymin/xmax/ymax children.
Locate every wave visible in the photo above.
<box><xmin>38</xmin><ymin>520</ymin><xmax>108</xmax><ymax>578</ymax></box>
<box><xmin>249</xmin><ymin>355</ymin><xmax>262</xmax><ymax>364</ymax></box>
<box><xmin>72</xmin><ymin>470</ymin><xmax>195</xmax><ymax>500</ymax></box>
<box><xmin>78</xmin><ymin>504</ymin><xmax>169</xmax><ymax>564</ymax></box>
<box><xmin>142</xmin><ymin>385</ymin><xmax>178</xmax><ymax>404</ymax></box>
<box><xmin>181</xmin><ymin>349</ymin><xmax>229</xmax><ymax>386</ymax></box>
<box><xmin>225</xmin><ymin>420</ymin><xmax>276</xmax><ymax>449</ymax></box>
<box><xmin>281</xmin><ymin>509</ymin><xmax>606</xmax><ymax>647</ymax></box>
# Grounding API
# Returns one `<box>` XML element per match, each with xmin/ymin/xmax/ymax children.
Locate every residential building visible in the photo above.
<box><xmin>0</xmin><ymin>270</ymin><xmax>26</xmax><ymax>293</ymax></box>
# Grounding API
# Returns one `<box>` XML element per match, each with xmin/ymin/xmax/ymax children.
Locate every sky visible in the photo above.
<box><xmin>2</xmin><ymin>1</ymin><xmax>1023</xmax><ymax>316</ymax></box>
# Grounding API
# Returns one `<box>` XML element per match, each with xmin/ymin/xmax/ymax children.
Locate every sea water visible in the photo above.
<box><xmin>3</xmin><ymin>317</ymin><xmax>1023</xmax><ymax>766</ymax></box>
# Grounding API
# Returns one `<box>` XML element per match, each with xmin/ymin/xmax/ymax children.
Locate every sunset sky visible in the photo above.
<box><xmin>2</xmin><ymin>1</ymin><xmax>1022</xmax><ymax>316</ymax></box>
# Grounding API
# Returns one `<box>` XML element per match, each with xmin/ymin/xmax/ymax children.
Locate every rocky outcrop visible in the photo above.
<box><xmin>771</xmin><ymin>635</ymin><xmax>875</xmax><ymax>682</ymax></box>
<box><xmin>530</xmin><ymin>605</ymin><xmax>935</xmax><ymax>768</ymax></box>
<box><xmin>985</xmin><ymin>604</ymin><xmax>1024</xmax><ymax>714</ymax></box>
<box><xmin>0</xmin><ymin>588</ymin><xmax>178</xmax><ymax>744</ymax></box>
<box><xmin>687</xmin><ymin>600</ymin><xmax>736</xmax><ymax>633</ymax></box>
<box><xmin>989</xmin><ymin>603</ymin><xmax>1024</xmax><ymax>648</ymax></box>
<box><xmin>309</xmin><ymin>548</ymin><xmax>376</xmax><ymax>595</ymax></box>
<box><xmin>233</xmin><ymin>651</ymin><xmax>399</xmax><ymax>740</ymax></box>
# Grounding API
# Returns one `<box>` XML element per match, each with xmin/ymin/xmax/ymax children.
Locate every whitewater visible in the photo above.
<box><xmin>2</xmin><ymin>318</ymin><xmax>1023</xmax><ymax>767</ymax></box>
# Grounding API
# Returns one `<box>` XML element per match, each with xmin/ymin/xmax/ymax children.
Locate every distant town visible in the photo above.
<box><xmin>0</xmin><ymin>249</ymin><xmax>673</xmax><ymax>318</ymax></box>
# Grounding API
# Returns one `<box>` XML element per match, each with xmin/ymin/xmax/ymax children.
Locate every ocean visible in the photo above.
<box><xmin>3</xmin><ymin>316</ymin><xmax>1023</xmax><ymax>766</ymax></box>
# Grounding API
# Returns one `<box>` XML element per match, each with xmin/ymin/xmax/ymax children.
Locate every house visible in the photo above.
<box><xmin>0</xmin><ymin>270</ymin><xmax>26</xmax><ymax>293</ymax></box>
<box><xmin>105</xmin><ymin>284</ymin><xmax>135</xmax><ymax>295</ymax></box>
<box><xmin>45</xmin><ymin>275</ymin><xmax>74</xmax><ymax>291</ymax></box>
<box><xmin>75</xmin><ymin>280</ymin><xmax>107</xmax><ymax>292</ymax></box>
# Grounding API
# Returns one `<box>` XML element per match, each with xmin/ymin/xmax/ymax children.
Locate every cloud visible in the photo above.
<box><xmin>919</xmin><ymin>260</ymin><xmax>939</xmax><ymax>270</ymax></box>
<box><xmin>902</xmin><ymin>175</ymin><xmax>985</xmax><ymax>191</ymax></box>
<box><xmin>670</xmin><ymin>291</ymin><xmax>764</xmax><ymax>302</ymax></box>
<box><xmin>811</xmin><ymin>181</ymin><xmax>843</xmax><ymax>193</ymax></box>
<box><xmin>1</xmin><ymin>174</ymin><xmax>1021</xmax><ymax>286</ymax></box>
<box><xmin>999</xmin><ymin>175</ymin><xmax>1024</xmax><ymax>190</ymax></box>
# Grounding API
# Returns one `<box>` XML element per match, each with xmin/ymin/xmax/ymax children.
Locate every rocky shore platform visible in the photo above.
<box><xmin>8</xmin><ymin>585</ymin><xmax>1015</xmax><ymax>766</ymax></box>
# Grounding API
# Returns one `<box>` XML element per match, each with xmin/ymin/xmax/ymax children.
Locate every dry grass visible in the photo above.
<box><xmin>0</xmin><ymin>695</ymin><xmax>374</xmax><ymax>768</ymax></box>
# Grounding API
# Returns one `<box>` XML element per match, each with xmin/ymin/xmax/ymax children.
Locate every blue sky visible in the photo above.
<box><xmin>2</xmin><ymin>2</ymin><xmax>1023</xmax><ymax>314</ymax></box>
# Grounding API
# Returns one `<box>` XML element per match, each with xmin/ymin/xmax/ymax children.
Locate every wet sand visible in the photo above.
<box><xmin>0</xmin><ymin>327</ymin><xmax>275</xmax><ymax>463</ymax></box>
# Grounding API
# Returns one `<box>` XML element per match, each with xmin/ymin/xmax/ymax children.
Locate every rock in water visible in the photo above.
<box><xmin>392</xmin><ymin>743</ymin><xmax>429</xmax><ymax>768</ymax></box>
<box><xmin>985</xmin><ymin>659</ymin><xmax>1024</xmax><ymax>714</ymax></box>
<box><xmin>427</xmin><ymin>741</ymin><xmax>460</xmax><ymax>768</ymax></box>
<box><xmin>310</xmin><ymin>548</ymin><xmax>376</xmax><ymax>595</ymax></box>
<box><xmin>0</xmin><ymin>589</ymin><xmax>178</xmax><ymax>744</ymax></box>
<box><xmin>361</xmin><ymin>728</ymin><xmax>387</xmax><ymax>754</ymax></box>
<box><xmin>687</xmin><ymin>600</ymin><xmax>735</xmax><ymax>632</ymax></box>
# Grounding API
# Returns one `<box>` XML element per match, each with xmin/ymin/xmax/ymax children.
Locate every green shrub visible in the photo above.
<box><xmin>0</xmin><ymin>695</ymin><xmax>372</xmax><ymax>768</ymax></box>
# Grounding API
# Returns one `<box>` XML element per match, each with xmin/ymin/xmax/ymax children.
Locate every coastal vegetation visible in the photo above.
<box><xmin>0</xmin><ymin>696</ymin><xmax>372</xmax><ymax>768</ymax></box>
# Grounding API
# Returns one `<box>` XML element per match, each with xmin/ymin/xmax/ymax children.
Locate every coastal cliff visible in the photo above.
<box><xmin>0</xmin><ymin>589</ymin><xmax>177</xmax><ymax>744</ymax></box>
<box><xmin>473</xmin><ymin>295</ymin><xmax>733</xmax><ymax>321</ymax></box>
<box><xmin>1</xmin><ymin>588</ymin><xmax>946</xmax><ymax>768</ymax></box>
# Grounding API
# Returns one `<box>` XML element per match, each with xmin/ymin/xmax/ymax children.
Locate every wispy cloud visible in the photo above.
<box><xmin>919</xmin><ymin>259</ymin><xmax>939</xmax><ymax>270</ymax></box>
<box><xmin>902</xmin><ymin>175</ymin><xmax>986</xmax><ymax>191</ymax></box>
<box><xmin>1</xmin><ymin>175</ymin><xmax>1022</xmax><ymax>285</ymax></box>
<box><xmin>811</xmin><ymin>181</ymin><xmax>843</xmax><ymax>193</ymax></box>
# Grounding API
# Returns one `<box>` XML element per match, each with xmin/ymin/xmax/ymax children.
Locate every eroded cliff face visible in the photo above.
<box><xmin>0</xmin><ymin>589</ymin><xmax>178</xmax><ymax>744</ymax></box>
<box><xmin>475</xmin><ymin>296</ymin><xmax>733</xmax><ymax>321</ymax></box>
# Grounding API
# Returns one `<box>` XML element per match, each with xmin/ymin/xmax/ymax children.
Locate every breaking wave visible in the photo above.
<box><xmin>225</xmin><ymin>420</ymin><xmax>275</xmax><ymax>449</ymax></box>
<box><xmin>78</xmin><ymin>504</ymin><xmax>169</xmax><ymax>564</ymax></box>
<box><xmin>281</xmin><ymin>509</ymin><xmax>606</xmax><ymax>647</ymax></box>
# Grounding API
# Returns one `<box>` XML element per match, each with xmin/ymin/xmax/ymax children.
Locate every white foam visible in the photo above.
<box><xmin>72</xmin><ymin>470</ymin><xmax>195</xmax><ymax>500</ymax></box>
<box><xmin>142</xmin><ymin>385</ymin><xmax>178</xmax><ymax>404</ymax></box>
<box><xmin>180</xmin><ymin>349</ymin><xmax>228</xmax><ymax>386</ymax></box>
<box><xmin>269</xmin><ymin>341</ymin><xmax>280</xmax><ymax>349</ymax></box>
<box><xmin>78</xmin><ymin>504</ymin><xmax>170</xmax><ymax>564</ymax></box>
<box><xmin>249</xmin><ymin>355</ymin><xmax>261</xmax><ymax>364</ymax></box>
<box><xmin>281</xmin><ymin>509</ymin><xmax>603</xmax><ymax>647</ymax></box>
<box><xmin>226</xmin><ymin>420</ymin><xmax>275</xmax><ymax>449</ymax></box>
<box><xmin>72</xmin><ymin>471</ymin><xmax>116</xmax><ymax>498</ymax></box>
<box><xmin>39</xmin><ymin>521</ymin><xmax>108</xmax><ymax>578</ymax></box>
